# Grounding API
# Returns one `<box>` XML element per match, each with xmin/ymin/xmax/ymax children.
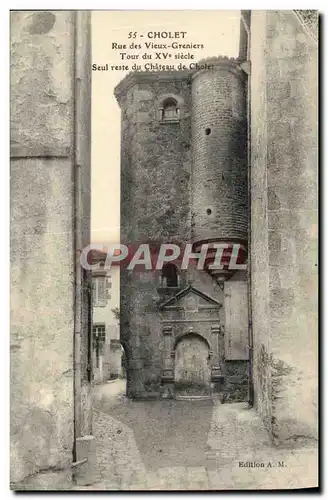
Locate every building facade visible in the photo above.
<box><xmin>115</xmin><ymin>57</ymin><xmax>249</xmax><ymax>401</ymax></box>
<box><xmin>10</xmin><ymin>11</ymin><xmax>94</xmax><ymax>489</ymax></box>
<box><xmin>92</xmin><ymin>252</ymin><xmax>122</xmax><ymax>383</ymax></box>
<box><xmin>247</xmin><ymin>10</ymin><xmax>318</xmax><ymax>445</ymax></box>
<box><xmin>115</xmin><ymin>9</ymin><xmax>318</xmax><ymax>444</ymax></box>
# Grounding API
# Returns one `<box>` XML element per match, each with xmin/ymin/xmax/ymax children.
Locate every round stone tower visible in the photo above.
<box><xmin>191</xmin><ymin>57</ymin><xmax>248</xmax><ymax>280</ymax></box>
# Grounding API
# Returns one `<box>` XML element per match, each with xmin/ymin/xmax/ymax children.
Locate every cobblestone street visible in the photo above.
<box><xmin>76</xmin><ymin>380</ymin><xmax>318</xmax><ymax>491</ymax></box>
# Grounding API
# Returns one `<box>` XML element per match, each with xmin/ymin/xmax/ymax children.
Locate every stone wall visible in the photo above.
<box><xmin>250</xmin><ymin>10</ymin><xmax>318</xmax><ymax>443</ymax></box>
<box><xmin>116</xmin><ymin>74</ymin><xmax>192</xmax><ymax>244</ymax></box>
<box><xmin>116</xmin><ymin>74</ymin><xmax>192</xmax><ymax>397</ymax></box>
<box><xmin>10</xmin><ymin>11</ymin><xmax>92</xmax><ymax>488</ymax></box>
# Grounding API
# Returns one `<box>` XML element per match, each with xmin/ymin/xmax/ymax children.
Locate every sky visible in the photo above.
<box><xmin>91</xmin><ymin>10</ymin><xmax>241</xmax><ymax>244</ymax></box>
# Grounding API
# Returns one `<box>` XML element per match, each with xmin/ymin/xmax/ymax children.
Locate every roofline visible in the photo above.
<box><xmin>114</xmin><ymin>56</ymin><xmax>245</xmax><ymax>105</ymax></box>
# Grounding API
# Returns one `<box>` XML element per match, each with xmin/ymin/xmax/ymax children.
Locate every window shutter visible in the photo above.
<box><xmin>98</xmin><ymin>277</ymin><xmax>105</xmax><ymax>299</ymax></box>
<box><xmin>105</xmin><ymin>277</ymin><xmax>112</xmax><ymax>299</ymax></box>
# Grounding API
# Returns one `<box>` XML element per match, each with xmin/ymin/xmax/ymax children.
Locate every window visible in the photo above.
<box><xmin>92</xmin><ymin>275</ymin><xmax>111</xmax><ymax>306</ymax></box>
<box><xmin>93</xmin><ymin>323</ymin><xmax>106</xmax><ymax>368</ymax></box>
<box><xmin>161</xmin><ymin>98</ymin><xmax>179</xmax><ymax>121</ymax></box>
<box><xmin>161</xmin><ymin>263</ymin><xmax>179</xmax><ymax>288</ymax></box>
<box><xmin>93</xmin><ymin>324</ymin><xmax>106</xmax><ymax>347</ymax></box>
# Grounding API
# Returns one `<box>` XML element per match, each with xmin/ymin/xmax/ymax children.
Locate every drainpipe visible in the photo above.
<box><xmin>244</xmin><ymin>14</ymin><xmax>254</xmax><ymax>407</ymax></box>
<box><xmin>73</xmin><ymin>10</ymin><xmax>91</xmax><ymax>459</ymax></box>
<box><xmin>240</xmin><ymin>11</ymin><xmax>253</xmax><ymax>407</ymax></box>
<box><xmin>73</xmin><ymin>9</ymin><xmax>82</xmax><ymax>458</ymax></box>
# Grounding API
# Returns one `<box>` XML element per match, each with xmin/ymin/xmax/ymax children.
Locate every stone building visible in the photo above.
<box><xmin>10</xmin><ymin>11</ymin><xmax>94</xmax><ymax>489</ymax></box>
<box><xmin>115</xmin><ymin>57</ymin><xmax>249</xmax><ymax>402</ymax></box>
<box><xmin>10</xmin><ymin>9</ymin><xmax>318</xmax><ymax>491</ymax></box>
<box><xmin>246</xmin><ymin>9</ymin><xmax>318</xmax><ymax>445</ymax></box>
<box><xmin>115</xmin><ymin>10</ymin><xmax>318</xmax><ymax>444</ymax></box>
<box><xmin>91</xmin><ymin>250</ymin><xmax>122</xmax><ymax>383</ymax></box>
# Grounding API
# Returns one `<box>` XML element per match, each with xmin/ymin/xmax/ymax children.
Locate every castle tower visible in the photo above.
<box><xmin>191</xmin><ymin>58</ymin><xmax>248</xmax><ymax>281</ymax></box>
<box><xmin>115</xmin><ymin>71</ymin><xmax>193</xmax><ymax>398</ymax></box>
<box><xmin>115</xmin><ymin>59</ymin><xmax>249</xmax><ymax>400</ymax></box>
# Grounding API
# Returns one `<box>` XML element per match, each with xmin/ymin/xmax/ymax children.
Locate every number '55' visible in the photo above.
<box><xmin>128</xmin><ymin>32</ymin><xmax>137</xmax><ymax>38</ymax></box>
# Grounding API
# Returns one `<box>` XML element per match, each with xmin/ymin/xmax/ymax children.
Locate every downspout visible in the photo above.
<box><xmin>73</xmin><ymin>10</ymin><xmax>91</xmax><ymax>459</ymax></box>
<box><xmin>240</xmin><ymin>11</ymin><xmax>253</xmax><ymax>407</ymax></box>
<box><xmin>73</xmin><ymin>10</ymin><xmax>82</xmax><ymax>459</ymax></box>
<box><xmin>246</xmin><ymin>18</ymin><xmax>253</xmax><ymax>407</ymax></box>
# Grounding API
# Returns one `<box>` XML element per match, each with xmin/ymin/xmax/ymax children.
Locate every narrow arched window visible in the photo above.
<box><xmin>161</xmin><ymin>263</ymin><xmax>178</xmax><ymax>287</ymax></box>
<box><xmin>161</xmin><ymin>98</ymin><xmax>179</xmax><ymax>121</ymax></box>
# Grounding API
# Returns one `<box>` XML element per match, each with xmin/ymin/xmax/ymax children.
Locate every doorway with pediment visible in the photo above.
<box><xmin>160</xmin><ymin>285</ymin><xmax>223</xmax><ymax>399</ymax></box>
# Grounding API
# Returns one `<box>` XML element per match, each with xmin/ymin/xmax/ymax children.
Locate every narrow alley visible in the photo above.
<box><xmin>76</xmin><ymin>380</ymin><xmax>318</xmax><ymax>491</ymax></box>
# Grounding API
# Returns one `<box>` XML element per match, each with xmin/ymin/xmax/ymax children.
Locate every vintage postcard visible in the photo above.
<box><xmin>10</xmin><ymin>10</ymin><xmax>318</xmax><ymax>491</ymax></box>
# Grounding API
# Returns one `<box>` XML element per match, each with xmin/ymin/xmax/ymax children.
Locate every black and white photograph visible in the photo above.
<box><xmin>9</xmin><ymin>8</ymin><xmax>319</xmax><ymax>491</ymax></box>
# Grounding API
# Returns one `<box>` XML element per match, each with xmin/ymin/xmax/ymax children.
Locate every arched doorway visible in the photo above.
<box><xmin>174</xmin><ymin>333</ymin><xmax>211</xmax><ymax>397</ymax></box>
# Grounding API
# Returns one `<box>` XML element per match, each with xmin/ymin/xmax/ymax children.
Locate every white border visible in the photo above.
<box><xmin>2</xmin><ymin>4</ymin><xmax>325</xmax><ymax>499</ymax></box>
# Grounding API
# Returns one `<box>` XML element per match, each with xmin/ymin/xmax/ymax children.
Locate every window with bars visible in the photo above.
<box><xmin>92</xmin><ymin>275</ymin><xmax>111</xmax><ymax>307</ymax></box>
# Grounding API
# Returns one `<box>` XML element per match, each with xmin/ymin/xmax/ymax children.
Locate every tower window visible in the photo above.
<box><xmin>205</xmin><ymin>128</ymin><xmax>211</xmax><ymax>135</ymax></box>
<box><xmin>160</xmin><ymin>98</ymin><xmax>179</xmax><ymax>121</ymax></box>
<box><xmin>161</xmin><ymin>263</ymin><xmax>179</xmax><ymax>287</ymax></box>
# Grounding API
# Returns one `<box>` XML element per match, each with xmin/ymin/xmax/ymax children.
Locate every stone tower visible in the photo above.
<box><xmin>115</xmin><ymin>57</ymin><xmax>249</xmax><ymax>400</ymax></box>
<box><xmin>190</xmin><ymin>58</ymin><xmax>248</xmax><ymax>280</ymax></box>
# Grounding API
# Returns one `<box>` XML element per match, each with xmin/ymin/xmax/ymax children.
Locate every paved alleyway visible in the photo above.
<box><xmin>77</xmin><ymin>380</ymin><xmax>318</xmax><ymax>491</ymax></box>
